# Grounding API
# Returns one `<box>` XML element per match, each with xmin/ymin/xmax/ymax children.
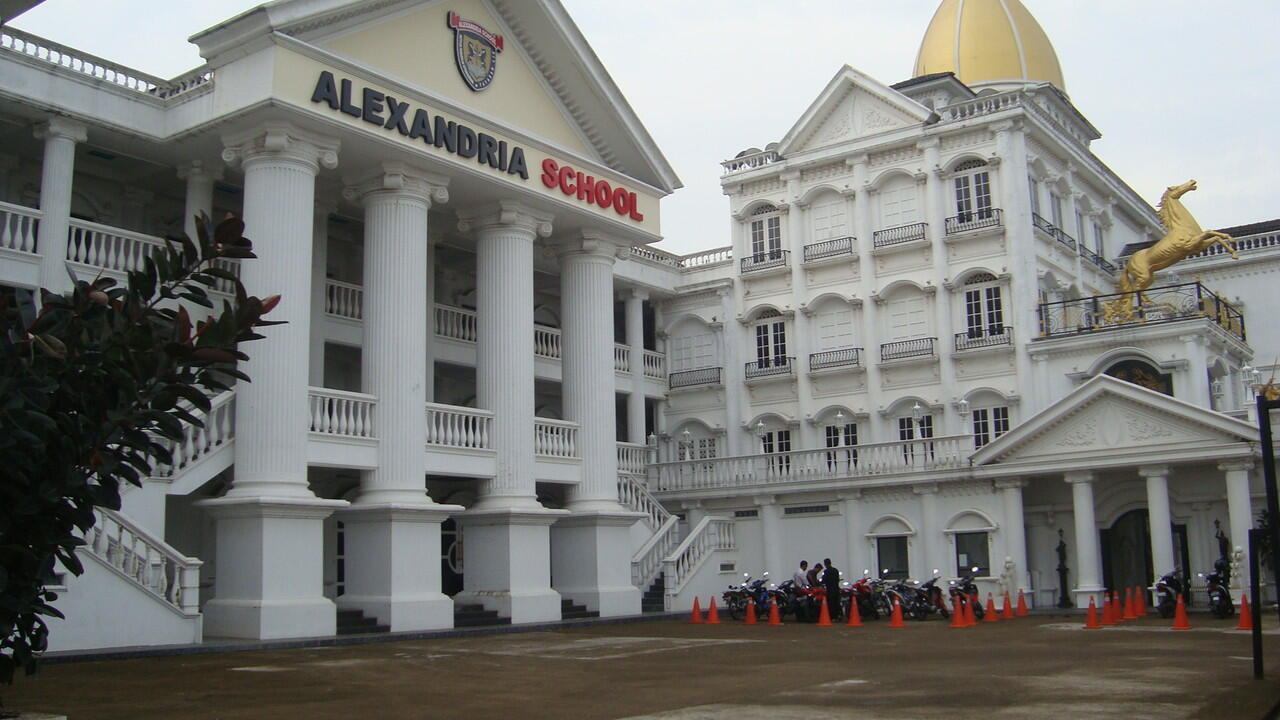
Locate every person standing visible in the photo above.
<box><xmin>823</xmin><ymin>558</ymin><xmax>842</xmax><ymax>620</ymax></box>
<box><xmin>793</xmin><ymin>560</ymin><xmax>810</xmax><ymax>589</ymax></box>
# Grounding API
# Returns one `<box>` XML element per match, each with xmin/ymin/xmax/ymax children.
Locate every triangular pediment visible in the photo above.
<box><xmin>778</xmin><ymin>66</ymin><xmax>933</xmax><ymax>155</ymax></box>
<box><xmin>972</xmin><ymin>375</ymin><xmax>1258</xmax><ymax>467</ymax></box>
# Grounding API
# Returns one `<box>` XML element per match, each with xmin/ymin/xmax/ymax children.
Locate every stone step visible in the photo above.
<box><xmin>335</xmin><ymin>609</ymin><xmax>390</xmax><ymax>635</ymax></box>
<box><xmin>454</xmin><ymin>603</ymin><xmax>510</xmax><ymax>628</ymax></box>
<box><xmin>560</xmin><ymin>598</ymin><xmax>599</xmax><ymax>620</ymax></box>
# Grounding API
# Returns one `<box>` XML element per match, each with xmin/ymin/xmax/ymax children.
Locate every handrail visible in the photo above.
<box><xmin>662</xmin><ymin>516</ymin><xmax>736</xmax><ymax>597</ymax></box>
<box><xmin>87</xmin><ymin>507</ymin><xmax>202</xmax><ymax>614</ymax></box>
<box><xmin>744</xmin><ymin>357</ymin><xmax>795</xmax><ymax>379</ymax></box>
<box><xmin>325</xmin><ymin>279</ymin><xmax>364</xmax><ymax>321</ymax></box>
<box><xmin>614</xmin><ymin>344</ymin><xmax>631</xmax><ymax>373</ymax></box>
<box><xmin>617</xmin><ymin>442</ymin><xmax>649</xmax><ymax>476</ymax></box>
<box><xmin>670</xmin><ymin>367</ymin><xmax>722</xmax><ymax>389</ymax></box>
<box><xmin>809</xmin><ymin>347</ymin><xmax>862</xmax><ymax>371</ymax></box>
<box><xmin>629</xmin><ymin>245</ymin><xmax>682</xmax><ymax>268</ymax></box>
<box><xmin>0</xmin><ymin>200</ymin><xmax>40</xmax><ymax>254</ymax></box>
<box><xmin>741</xmin><ymin>250</ymin><xmax>789</xmax><ymax>274</ymax></box>
<box><xmin>308</xmin><ymin>387</ymin><xmax>377</xmax><ymax>439</ymax></box>
<box><xmin>1038</xmin><ymin>280</ymin><xmax>1245</xmax><ymax>342</ymax></box>
<box><xmin>66</xmin><ymin>218</ymin><xmax>165</xmax><ymax>274</ymax></box>
<box><xmin>619</xmin><ymin>473</ymin><xmax>671</xmax><ymax>528</ymax></box>
<box><xmin>803</xmin><ymin>236</ymin><xmax>855</xmax><ymax>263</ymax></box>
<box><xmin>642</xmin><ymin>350</ymin><xmax>666</xmax><ymax>380</ymax></box>
<box><xmin>721</xmin><ymin>150</ymin><xmax>780</xmax><ymax>174</ymax></box>
<box><xmin>425</xmin><ymin>403</ymin><xmax>493</xmax><ymax>450</ymax></box>
<box><xmin>679</xmin><ymin>246</ymin><xmax>733</xmax><ymax>268</ymax></box>
<box><xmin>873</xmin><ymin>222</ymin><xmax>929</xmax><ymax>248</ymax></box>
<box><xmin>534</xmin><ymin>417</ymin><xmax>579</xmax><ymax>458</ymax></box>
<box><xmin>881</xmin><ymin>337</ymin><xmax>937</xmax><ymax>362</ymax></box>
<box><xmin>954</xmin><ymin>327</ymin><xmax>1013</xmax><ymax>352</ymax></box>
<box><xmin>153</xmin><ymin>390</ymin><xmax>236</xmax><ymax>478</ymax></box>
<box><xmin>631</xmin><ymin>515</ymin><xmax>679</xmax><ymax>588</ymax></box>
<box><xmin>944</xmin><ymin>209</ymin><xmax>1003</xmax><ymax>235</ymax></box>
<box><xmin>435</xmin><ymin>304</ymin><xmax>477</xmax><ymax>342</ymax></box>
<box><xmin>534</xmin><ymin>325</ymin><xmax>561</xmax><ymax>359</ymax></box>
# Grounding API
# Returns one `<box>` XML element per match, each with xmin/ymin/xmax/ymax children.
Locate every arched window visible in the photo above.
<box><xmin>1105</xmin><ymin>359</ymin><xmax>1173</xmax><ymax>396</ymax></box>
<box><xmin>953</xmin><ymin>159</ymin><xmax>993</xmax><ymax>223</ymax></box>
<box><xmin>752</xmin><ymin>308</ymin><xmax>788</xmax><ymax>371</ymax></box>
<box><xmin>750</xmin><ymin>204</ymin><xmax>783</xmax><ymax>262</ymax></box>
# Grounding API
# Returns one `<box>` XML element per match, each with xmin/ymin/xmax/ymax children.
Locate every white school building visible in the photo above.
<box><xmin>0</xmin><ymin>0</ymin><xmax>1276</xmax><ymax>652</ymax></box>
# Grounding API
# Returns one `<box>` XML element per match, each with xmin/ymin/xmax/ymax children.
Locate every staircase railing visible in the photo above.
<box><xmin>153</xmin><ymin>390</ymin><xmax>235</xmax><ymax>478</ymax></box>
<box><xmin>618</xmin><ymin>474</ymin><xmax>669</xmax><ymax>529</ymax></box>
<box><xmin>86</xmin><ymin>508</ymin><xmax>202</xmax><ymax>615</ymax></box>
<box><xmin>662</xmin><ymin>516</ymin><xmax>735</xmax><ymax>600</ymax></box>
<box><xmin>631</xmin><ymin>515</ymin><xmax>679</xmax><ymax>589</ymax></box>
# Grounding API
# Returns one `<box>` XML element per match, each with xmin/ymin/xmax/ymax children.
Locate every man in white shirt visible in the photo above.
<box><xmin>793</xmin><ymin>560</ymin><xmax>810</xmax><ymax>589</ymax></box>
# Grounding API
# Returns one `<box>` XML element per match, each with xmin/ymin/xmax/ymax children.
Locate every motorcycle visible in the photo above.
<box><xmin>843</xmin><ymin>570</ymin><xmax>881</xmax><ymax>620</ymax></box>
<box><xmin>1154</xmin><ymin>569</ymin><xmax>1186</xmax><ymax>619</ymax></box>
<box><xmin>949</xmin><ymin>567</ymin><xmax>985</xmax><ymax>620</ymax></box>
<box><xmin>897</xmin><ymin>570</ymin><xmax>949</xmax><ymax>621</ymax></box>
<box><xmin>1201</xmin><ymin>560</ymin><xmax>1235</xmax><ymax>619</ymax></box>
<box><xmin>722</xmin><ymin>573</ymin><xmax>751</xmax><ymax>620</ymax></box>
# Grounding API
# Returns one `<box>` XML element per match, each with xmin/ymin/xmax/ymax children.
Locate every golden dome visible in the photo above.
<box><xmin>914</xmin><ymin>0</ymin><xmax>1065</xmax><ymax>92</ymax></box>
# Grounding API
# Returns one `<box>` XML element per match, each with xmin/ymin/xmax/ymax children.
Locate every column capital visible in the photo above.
<box><xmin>623</xmin><ymin>287</ymin><xmax>650</xmax><ymax>302</ymax></box>
<box><xmin>34</xmin><ymin>116</ymin><xmax>88</xmax><ymax>143</ymax></box>
<box><xmin>342</xmin><ymin>161</ymin><xmax>450</xmax><ymax>206</ymax></box>
<box><xmin>456</xmin><ymin>200</ymin><xmax>553</xmax><ymax>238</ymax></box>
<box><xmin>553</xmin><ymin>231</ymin><xmax>625</xmax><ymax>261</ymax></box>
<box><xmin>1063</xmin><ymin>471</ymin><xmax>1095</xmax><ymax>485</ymax></box>
<box><xmin>1218</xmin><ymin>459</ymin><xmax>1254</xmax><ymax>473</ymax></box>
<box><xmin>177</xmin><ymin>159</ymin><xmax>224</xmax><ymax>182</ymax></box>
<box><xmin>221</xmin><ymin>122</ymin><xmax>340</xmax><ymax>173</ymax></box>
<box><xmin>994</xmin><ymin>478</ymin><xmax>1028</xmax><ymax>491</ymax></box>
<box><xmin>1138</xmin><ymin>465</ymin><xmax>1170</xmax><ymax>479</ymax></box>
<box><xmin>753</xmin><ymin>495</ymin><xmax>778</xmax><ymax>508</ymax></box>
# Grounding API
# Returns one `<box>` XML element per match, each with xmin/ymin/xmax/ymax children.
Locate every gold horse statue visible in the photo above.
<box><xmin>1105</xmin><ymin>180</ymin><xmax>1237</xmax><ymax>322</ymax></box>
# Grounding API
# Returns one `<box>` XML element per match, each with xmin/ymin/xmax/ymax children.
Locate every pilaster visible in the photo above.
<box><xmin>625</xmin><ymin>288</ymin><xmax>649</xmax><ymax>443</ymax></box>
<box><xmin>178</xmin><ymin>160</ymin><xmax>222</xmax><ymax>240</ymax></box>
<box><xmin>995</xmin><ymin>478</ymin><xmax>1029</xmax><ymax>597</ymax></box>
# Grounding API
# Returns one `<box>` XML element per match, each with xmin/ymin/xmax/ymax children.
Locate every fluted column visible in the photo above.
<box><xmin>308</xmin><ymin>202</ymin><xmax>332</xmax><ymax>386</ymax></box>
<box><xmin>1065</xmin><ymin>471</ymin><xmax>1104</xmax><ymax>606</ymax></box>
<box><xmin>996</xmin><ymin>478</ymin><xmax>1029</xmax><ymax>598</ymax></box>
<box><xmin>1141</xmin><ymin>465</ymin><xmax>1176</xmax><ymax>583</ymax></box>
<box><xmin>625</xmin><ymin>289</ymin><xmax>648</xmax><ymax>443</ymax></box>
<box><xmin>178</xmin><ymin>160</ymin><xmax>220</xmax><ymax>240</ymax></box>
<box><xmin>460</xmin><ymin>201</ymin><xmax>552</xmax><ymax>507</ymax></box>
<box><xmin>198</xmin><ymin>123</ymin><xmax>347</xmax><ymax>640</ymax></box>
<box><xmin>35</xmin><ymin>117</ymin><xmax>87</xmax><ymax>293</ymax></box>
<box><xmin>1222</xmin><ymin>460</ymin><xmax>1254</xmax><ymax>591</ymax></box>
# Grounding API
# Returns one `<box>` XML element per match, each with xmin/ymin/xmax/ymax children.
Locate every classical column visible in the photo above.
<box><xmin>996</xmin><ymin>479</ymin><xmax>1029</xmax><ymax>599</ymax></box>
<box><xmin>178</xmin><ymin>160</ymin><xmax>220</xmax><ymax>241</ymax></box>
<box><xmin>1141</xmin><ymin>465</ymin><xmax>1176</xmax><ymax>583</ymax></box>
<box><xmin>34</xmin><ymin>117</ymin><xmax>87</xmax><ymax>293</ymax></box>
<box><xmin>307</xmin><ymin>203</ymin><xmax>332</xmax><ymax>387</ymax></box>
<box><xmin>757</xmin><ymin>496</ymin><xmax>783</xmax><ymax>579</ymax></box>
<box><xmin>849</xmin><ymin>155</ymin><xmax>883</xmax><ymax>440</ymax></box>
<box><xmin>1221</xmin><ymin>460</ymin><xmax>1254</xmax><ymax>590</ymax></box>
<box><xmin>1065</xmin><ymin>471</ymin><xmax>1104</xmax><ymax>606</ymax></box>
<box><xmin>625</xmin><ymin>289</ymin><xmax>648</xmax><ymax>443</ymax></box>
<box><xmin>841</xmin><ymin>491</ymin><xmax>866</xmax><ymax>575</ymax></box>
<box><xmin>335</xmin><ymin>163</ymin><xmax>461</xmax><ymax>631</ymax></box>
<box><xmin>719</xmin><ymin>288</ymin><xmax>744</xmax><ymax>455</ymax></box>
<box><xmin>551</xmin><ymin>234</ymin><xmax>643</xmax><ymax>616</ymax></box>
<box><xmin>921</xmin><ymin>140</ymin><xmax>956</xmax><ymax>432</ymax></box>
<box><xmin>915</xmin><ymin>483</ymin><xmax>940</xmax><ymax>578</ymax></box>
<box><xmin>993</xmin><ymin>121</ymin><xmax>1039</xmax><ymax>414</ymax></box>
<box><xmin>198</xmin><ymin>123</ymin><xmax>347</xmax><ymax>640</ymax></box>
<box><xmin>454</xmin><ymin>201</ymin><xmax>565</xmax><ymax>624</ymax></box>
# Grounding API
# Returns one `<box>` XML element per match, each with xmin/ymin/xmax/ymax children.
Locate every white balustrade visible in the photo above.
<box><xmin>662</xmin><ymin>516</ymin><xmax>736</xmax><ymax>597</ymax></box>
<box><xmin>614</xmin><ymin>344</ymin><xmax>631</xmax><ymax>373</ymax></box>
<box><xmin>425</xmin><ymin>403</ymin><xmax>494</xmax><ymax>450</ymax></box>
<box><xmin>434</xmin><ymin>304</ymin><xmax>477</xmax><ymax>342</ymax></box>
<box><xmin>308</xmin><ymin>387</ymin><xmax>377</xmax><ymax>439</ymax></box>
<box><xmin>325</xmin><ymin>279</ymin><xmax>364</xmax><ymax>321</ymax></box>
<box><xmin>649</xmin><ymin>435</ymin><xmax>972</xmax><ymax>493</ymax></box>
<box><xmin>87</xmin><ymin>507</ymin><xmax>202</xmax><ymax>614</ymax></box>
<box><xmin>679</xmin><ymin>246</ymin><xmax>733</xmax><ymax>268</ymax></box>
<box><xmin>534</xmin><ymin>325</ymin><xmax>562</xmax><ymax>359</ymax></box>
<box><xmin>66</xmin><ymin>219</ymin><xmax>165</xmax><ymax>274</ymax></box>
<box><xmin>629</xmin><ymin>245</ymin><xmax>682</xmax><ymax>267</ymax></box>
<box><xmin>617</xmin><ymin>442</ymin><xmax>649</xmax><ymax>477</ymax></box>
<box><xmin>619</xmin><ymin>472</ymin><xmax>669</xmax><ymax>525</ymax></box>
<box><xmin>0</xmin><ymin>201</ymin><xmax>40</xmax><ymax>255</ymax></box>
<box><xmin>721</xmin><ymin>150</ymin><xmax>780</xmax><ymax>174</ymax></box>
<box><xmin>534</xmin><ymin>418</ymin><xmax>579</xmax><ymax>458</ymax></box>
<box><xmin>643</xmin><ymin>351</ymin><xmax>666</xmax><ymax>380</ymax></box>
<box><xmin>631</xmin><ymin>515</ymin><xmax>679</xmax><ymax>588</ymax></box>
<box><xmin>153</xmin><ymin>390</ymin><xmax>236</xmax><ymax>478</ymax></box>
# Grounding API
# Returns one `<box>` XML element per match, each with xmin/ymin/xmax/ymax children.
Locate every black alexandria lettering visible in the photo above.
<box><xmin>456</xmin><ymin>125</ymin><xmax>477</xmax><ymax>159</ymax></box>
<box><xmin>311</xmin><ymin>71</ymin><xmax>340</xmax><ymax>109</ymax></box>
<box><xmin>497</xmin><ymin>140</ymin><xmax>509</xmax><ymax>172</ymax></box>
<box><xmin>361</xmin><ymin>88</ymin><xmax>385</xmax><ymax>125</ymax></box>
<box><xmin>477</xmin><ymin>133</ymin><xmax>499</xmax><ymax>168</ymax></box>
<box><xmin>434</xmin><ymin>116</ymin><xmax>458</xmax><ymax>153</ymax></box>
<box><xmin>408</xmin><ymin>108</ymin><xmax>433</xmax><ymax>143</ymax></box>
<box><xmin>508</xmin><ymin>147</ymin><xmax>528</xmax><ymax>179</ymax></box>
<box><xmin>338</xmin><ymin>78</ymin><xmax>361</xmax><ymax>117</ymax></box>
<box><xmin>383</xmin><ymin>96</ymin><xmax>410</xmax><ymax>135</ymax></box>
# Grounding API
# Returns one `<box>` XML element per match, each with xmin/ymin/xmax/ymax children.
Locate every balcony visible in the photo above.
<box><xmin>955</xmin><ymin>327</ymin><xmax>1013</xmax><ymax>352</ymax></box>
<box><xmin>802</xmin><ymin>236</ymin><xmax>855</xmax><ymax>264</ymax></box>
<box><xmin>872</xmin><ymin>222</ymin><xmax>928</xmax><ymax>249</ymax></box>
<box><xmin>669</xmin><ymin>367</ymin><xmax>722</xmax><ymax>390</ymax></box>
<box><xmin>648</xmin><ymin>435</ymin><xmax>974</xmax><ymax>494</ymax></box>
<box><xmin>740</xmin><ymin>250</ymin><xmax>790</xmax><ymax>276</ymax></box>
<box><xmin>809</xmin><ymin>347</ymin><xmax>863</xmax><ymax>372</ymax></box>
<box><xmin>944</xmin><ymin>209</ymin><xmax>1003</xmax><ymax>235</ymax></box>
<box><xmin>745</xmin><ymin>357</ymin><xmax>795</xmax><ymax>382</ymax></box>
<box><xmin>1038</xmin><ymin>281</ymin><xmax>1245</xmax><ymax>342</ymax></box>
<box><xmin>1079</xmin><ymin>244</ymin><xmax>1117</xmax><ymax>274</ymax></box>
<box><xmin>1032</xmin><ymin>213</ymin><xmax>1076</xmax><ymax>252</ymax></box>
<box><xmin>880</xmin><ymin>337</ymin><xmax>937</xmax><ymax>362</ymax></box>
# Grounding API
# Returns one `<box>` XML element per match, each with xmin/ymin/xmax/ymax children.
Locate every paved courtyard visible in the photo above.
<box><xmin>5</xmin><ymin>612</ymin><xmax>1280</xmax><ymax>719</ymax></box>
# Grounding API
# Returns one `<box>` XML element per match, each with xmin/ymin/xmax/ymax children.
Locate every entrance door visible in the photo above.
<box><xmin>1101</xmin><ymin>510</ymin><xmax>1151</xmax><ymax>594</ymax></box>
<box><xmin>441</xmin><ymin>518</ymin><xmax>463</xmax><ymax>596</ymax></box>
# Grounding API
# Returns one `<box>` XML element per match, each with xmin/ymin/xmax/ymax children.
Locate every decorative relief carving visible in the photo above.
<box><xmin>741</xmin><ymin>178</ymin><xmax>783</xmax><ymax>196</ymax></box>
<box><xmin>1056</xmin><ymin>419</ymin><xmax>1098</xmax><ymax>448</ymax></box>
<box><xmin>869</xmin><ymin>146</ymin><xmax>922</xmax><ymax>168</ymax></box>
<box><xmin>1123</xmin><ymin>412</ymin><xmax>1175</xmax><ymax>441</ymax></box>
<box><xmin>861</xmin><ymin>108</ymin><xmax>896</xmax><ymax>131</ymax></box>
<box><xmin>800</xmin><ymin>163</ymin><xmax>847</xmax><ymax>183</ymax></box>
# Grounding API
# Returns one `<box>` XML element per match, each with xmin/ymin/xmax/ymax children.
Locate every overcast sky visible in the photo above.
<box><xmin>10</xmin><ymin>1</ymin><xmax>1278</xmax><ymax>254</ymax></box>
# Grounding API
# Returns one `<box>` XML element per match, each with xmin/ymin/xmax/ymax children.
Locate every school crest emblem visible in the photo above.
<box><xmin>448</xmin><ymin>12</ymin><xmax>503</xmax><ymax>92</ymax></box>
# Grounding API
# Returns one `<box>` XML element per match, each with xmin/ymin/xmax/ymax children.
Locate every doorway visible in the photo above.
<box><xmin>441</xmin><ymin>517</ymin><xmax>462</xmax><ymax>596</ymax></box>
<box><xmin>1101</xmin><ymin>509</ymin><xmax>1191</xmax><ymax>599</ymax></box>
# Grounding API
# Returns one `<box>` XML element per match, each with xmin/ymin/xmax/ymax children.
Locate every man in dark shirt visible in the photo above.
<box><xmin>822</xmin><ymin>558</ymin><xmax>842</xmax><ymax>620</ymax></box>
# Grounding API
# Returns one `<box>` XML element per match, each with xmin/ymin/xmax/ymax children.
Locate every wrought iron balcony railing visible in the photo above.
<box><xmin>1079</xmin><ymin>244</ymin><xmax>1117</xmax><ymax>273</ymax></box>
<box><xmin>880</xmin><ymin>337</ymin><xmax>937</xmax><ymax>362</ymax></box>
<box><xmin>1032</xmin><ymin>213</ymin><xmax>1077</xmax><ymax>251</ymax></box>
<box><xmin>740</xmin><ymin>250</ymin><xmax>790</xmax><ymax>274</ymax></box>
<box><xmin>872</xmin><ymin>222</ymin><xmax>929</xmax><ymax>248</ymax></box>
<box><xmin>802</xmin><ymin>236</ymin><xmax>855</xmax><ymax>263</ymax></box>
<box><xmin>1038</xmin><ymin>281</ymin><xmax>1245</xmax><ymax>342</ymax></box>
<box><xmin>955</xmin><ymin>327</ymin><xmax>1013</xmax><ymax>352</ymax></box>
<box><xmin>944</xmin><ymin>208</ymin><xmax>1003</xmax><ymax>235</ymax></box>
<box><xmin>669</xmin><ymin>367</ymin><xmax>722</xmax><ymax>389</ymax></box>
<box><xmin>809</xmin><ymin>347</ymin><xmax>863</xmax><ymax>371</ymax></box>
<box><xmin>745</xmin><ymin>357</ymin><xmax>795</xmax><ymax>379</ymax></box>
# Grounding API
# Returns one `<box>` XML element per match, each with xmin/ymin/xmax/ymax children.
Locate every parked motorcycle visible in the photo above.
<box><xmin>949</xmin><ymin>567</ymin><xmax>985</xmax><ymax>620</ymax></box>
<box><xmin>1201</xmin><ymin>559</ymin><xmax>1235</xmax><ymax>619</ymax></box>
<box><xmin>1154</xmin><ymin>569</ymin><xmax>1186</xmax><ymax>619</ymax></box>
<box><xmin>898</xmin><ymin>570</ymin><xmax>949</xmax><ymax>621</ymax></box>
<box><xmin>722</xmin><ymin>573</ymin><xmax>751</xmax><ymax>620</ymax></box>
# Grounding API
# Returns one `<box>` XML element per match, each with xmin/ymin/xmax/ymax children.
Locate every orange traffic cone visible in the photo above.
<box><xmin>950</xmin><ymin>598</ymin><xmax>964</xmax><ymax>628</ymax></box>
<box><xmin>966</xmin><ymin>593</ymin><xmax>978</xmax><ymax>626</ymax></box>
<box><xmin>1135</xmin><ymin>586</ymin><xmax>1148</xmax><ymax>616</ymax></box>
<box><xmin>1123</xmin><ymin>588</ymin><xmax>1137</xmax><ymax>620</ymax></box>
<box><xmin>846</xmin><ymin>597</ymin><xmax>863</xmax><ymax>627</ymax></box>
<box><xmin>1112</xmin><ymin>591</ymin><xmax>1123</xmax><ymax>623</ymax></box>
<box><xmin>744</xmin><ymin>598</ymin><xmax>757</xmax><ymax>625</ymax></box>
<box><xmin>1100</xmin><ymin>594</ymin><xmax>1115</xmax><ymax>626</ymax></box>
<box><xmin>1084</xmin><ymin>596</ymin><xmax>1101</xmax><ymax>629</ymax></box>
<box><xmin>984</xmin><ymin>593</ymin><xmax>1000</xmax><ymax>623</ymax></box>
<box><xmin>1016</xmin><ymin>589</ymin><xmax>1029</xmax><ymax>617</ymax></box>
<box><xmin>706</xmin><ymin>597</ymin><xmax>720</xmax><ymax>624</ymax></box>
<box><xmin>1237</xmin><ymin>594</ymin><xmax>1254</xmax><ymax>631</ymax></box>
<box><xmin>690</xmin><ymin>596</ymin><xmax>703</xmax><ymax>624</ymax></box>
<box><xmin>888</xmin><ymin>597</ymin><xmax>906</xmax><ymax>628</ymax></box>
<box><xmin>1001</xmin><ymin>591</ymin><xmax>1014</xmax><ymax>620</ymax></box>
<box><xmin>817</xmin><ymin>596</ymin><xmax>833</xmax><ymax>626</ymax></box>
<box><xmin>767</xmin><ymin>598</ymin><xmax>782</xmax><ymax>626</ymax></box>
<box><xmin>1172</xmin><ymin>594</ymin><xmax>1191</xmax><ymax>630</ymax></box>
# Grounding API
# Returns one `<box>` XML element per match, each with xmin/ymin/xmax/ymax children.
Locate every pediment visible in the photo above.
<box><xmin>973</xmin><ymin>374</ymin><xmax>1257</xmax><ymax>466</ymax></box>
<box><xmin>778</xmin><ymin>66</ymin><xmax>932</xmax><ymax>155</ymax></box>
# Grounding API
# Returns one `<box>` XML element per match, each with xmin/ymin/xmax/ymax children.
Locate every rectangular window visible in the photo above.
<box><xmin>751</xmin><ymin>217</ymin><xmax>782</xmax><ymax>260</ymax></box>
<box><xmin>955</xmin><ymin>532</ymin><xmax>990</xmax><ymax>577</ymax></box>
<box><xmin>887</xmin><ymin>296</ymin><xmax>928</xmax><ymax>341</ymax></box>
<box><xmin>670</xmin><ymin>332</ymin><xmax>715</xmax><ymax>372</ymax></box>
<box><xmin>812</xmin><ymin>198</ymin><xmax>847</xmax><ymax>241</ymax></box>
<box><xmin>784</xmin><ymin>505</ymin><xmax>832</xmax><ymax>515</ymax></box>
<box><xmin>992</xmin><ymin>406</ymin><xmax>1009</xmax><ymax>439</ymax></box>
<box><xmin>1050</xmin><ymin>194</ymin><xmax>1064</xmax><ymax>228</ymax></box>
<box><xmin>824</xmin><ymin>422</ymin><xmax>858</xmax><ymax>469</ymax></box>
<box><xmin>1028</xmin><ymin>177</ymin><xmax>1040</xmax><ymax>215</ymax></box>
<box><xmin>882</xmin><ymin>184</ymin><xmax>920</xmax><ymax>228</ymax></box>
<box><xmin>877</xmin><ymin>536</ymin><xmax>909</xmax><ymax>580</ymax></box>
<box><xmin>964</xmin><ymin>288</ymin><xmax>984</xmax><ymax>337</ymax></box>
<box><xmin>754</xmin><ymin>321</ymin><xmax>787</xmax><ymax>366</ymax></box>
<box><xmin>899</xmin><ymin>415</ymin><xmax>933</xmax><ymax>462</ymax></box>
<box><xmin>1093</xmin><ymin>222</ymin><xmax>1105</xmax><ymax>256</ymax></box>
<box><xmin>973</xmin><ymin>406</ymin><xmax>1010</xmax><ymax>449</ymax></box>
<box><xmin>815</xmin><ymin>308</ymin><xmax>854</xmax><ymax>351</ymax></box>
<box><xmin>985</xmin><ymin>286</ymin><xmax>1004</xmax><ymax>333</ymax></box>
<box><xmin>954</xmin><ymin>175</ymin><xmax>972</xmax><ymax>221</ymax></box>
<box><xmin>763</xmin><ymin>429</ymin><xmax>792</xmax><ymax>474</ymax></box>
<box><xmin>1075</xmin><ymin>211</ymin><xmax>1086</xmax><ymax>243</ymax></box>
<box><xmin>733</xmin><ymin>509</ymin><xmax>758</xmax><ymax>519</ymax></box>
<box><xmin>973</xmin><ymin>172</ymin><xmax>992</xmax><ymax>218</ymax></box>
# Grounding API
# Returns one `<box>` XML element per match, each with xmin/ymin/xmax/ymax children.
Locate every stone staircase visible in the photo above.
<box><xmin>641</xmin><ymin>573</ymin><xmax>666</xmax><ymax>613</ymax></box>
<box><xmin>454</xmin><ymin>603</ymin><xmax>511</xmax><ymax>628</ymax></box>
<box><xmin>560</xmin><ymin>597</ymin><xmax>599</xmax><ymax>620</ymax></box>
<box><xmin>336</xmin><ymin>609</ymin><xmax>390</xmax><ymax>635</ymax></box>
